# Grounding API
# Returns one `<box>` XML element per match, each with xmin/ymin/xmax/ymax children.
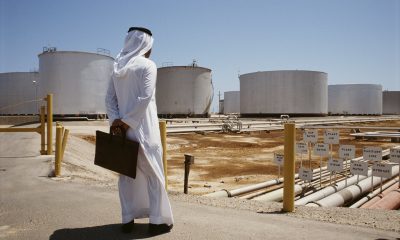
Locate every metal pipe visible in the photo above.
<box><xmin>0</xmin><ymin>127</ymin><xmax>41</xmax><ymax>133</ymax></box>
<box><xmin>204</xmin><ymin>178</ymin><xmax>282</xmax><ymax>198</ymax></box>
<box><xmin>306</xmin><ymin>165</ymin><xmax>399</xmax><ymax>207</ymax></box>
<box><xmin>295</xmin><ymin>171</ymin><xmax>371</xmax><ymax>205</ymax></box>
<box><xmin>353</xmin><ymin>179</ymin><xmax>399</xmax><ymax>208</ymax></box>
<box><xmin>366</xmin><ymin>189</ymin><xmax>400</xmax><ymax>210</ymax></box>
<box><xmin>159</xmin><ymin>121</ymin><xmax>168</xmax><ymax>190</ymax></box>
<box><xmin>253</xmin><ymin>184</ymin><xmax>303</xmax><ymax>202</ymax></box>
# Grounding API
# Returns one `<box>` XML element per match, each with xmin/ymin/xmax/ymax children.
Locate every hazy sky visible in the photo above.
<box><xmin>1</xmin><ymin>0</ymin><xmax>399</xmax><ymax>111</ymax></box>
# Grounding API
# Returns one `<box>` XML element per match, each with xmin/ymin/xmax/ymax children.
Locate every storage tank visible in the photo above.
<box><xmin>0</xmin><ymin>72</ymin><xmax>40</xmax><ymax>115</ymax></box>
<box><xmin>328</xmin><ymin>84</ymin><xmax>382</xmax><ymax>115</ymax></box>
<box><xmin>239</xmin><ymin>70</ymin><xmax>327</xmax><ymax>116</ymax></box>
<box><xmin>382</xmin><ymin>91</ymin><xmax>400</xmax><ymax>114</ymax></box>
<box><xmin>38</xmin><ymin>50</ymin><xmax>113</xmax><ymax>118</ymax></box>
<box><xmin>224</xmin><ymin>91</ymin><xmax>240</xmax><ymax>114</ymax></box>
<box><xmin>156</xmin><ymin>66</ymin><xmax>213</xmax><ymax>117</ymax></box>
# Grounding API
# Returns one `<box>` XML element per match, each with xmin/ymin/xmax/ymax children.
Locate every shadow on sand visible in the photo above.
<box><xmin>49</xmin><ymin>223</ymin><xmax>167</xmax><ymax>240</ymax></box>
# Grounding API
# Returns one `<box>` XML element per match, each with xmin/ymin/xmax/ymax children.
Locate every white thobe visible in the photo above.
<box><xmin>105</xmin><ymin>56</ymin><xmax>174</xmax><ymax>225</ymax></box>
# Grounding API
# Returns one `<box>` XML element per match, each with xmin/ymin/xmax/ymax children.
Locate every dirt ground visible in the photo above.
<box><xmin>77</xmin><ymin>120</ymin><xmax>400</xmax><ymax>195</ymax></box>
<box><xmin>165</xmin><ymin>120</ymin><xmax>400</xmax><ymax>195</ymax></box>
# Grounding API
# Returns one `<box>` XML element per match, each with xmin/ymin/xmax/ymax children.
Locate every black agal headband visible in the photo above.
<box><xmin>128</xmin><ymin>27</ymin><xmax>152</xmax><ymax>36</ymax></box>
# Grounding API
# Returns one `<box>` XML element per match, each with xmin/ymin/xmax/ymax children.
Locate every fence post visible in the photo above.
<box><xmin>40</xmin><ymin>106</ymin><xmax>46</xmax><ymax>155</ymax></box>
<box><xmin>55</xmin><ymin>125</ymin><xmax>62</xmax><ymax>176</ymax></box>
<box><xmin>184</xmin><ymin>154</ymin><xmax>195</xmax><ymax>194</ymax></box>
<box><xmin>46</xmin><ymin>94</ymin><xmax>53</xmax><ymax>155</ymax></box>
<box><xmin>283</xmin><ymin>123</ymin><xmax>296</xmax><ymax>212</ymax></box>
<box><xmin>159</xmin><ymin>121</ymin><xmax>168</xmax><ymax>190</ymax></box>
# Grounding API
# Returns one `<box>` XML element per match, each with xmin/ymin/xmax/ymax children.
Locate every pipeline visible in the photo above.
<box><xmin>204</xmin><ymin>178</ymin><xmax>282</xmax><ymax>198</ymax></box>
<box><xmin>306</xmin><ymin>165</ymin><xmax>399</xmax><ymax>207</ymax></box>
<box><xmin>348</xmin><ymin>178</ymin><xmax>398</xmax><ymax>208</ymax></box>
<box><xmin>366</xmin><ymin>188</ymin><xmax>400</xmax><ymax>210</ymax></box>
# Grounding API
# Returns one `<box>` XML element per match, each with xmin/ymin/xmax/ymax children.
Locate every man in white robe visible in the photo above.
<box><xmin>105</xmin><ymin>27</ymin><xmax>174</xmax><ymax>234</ymax></box>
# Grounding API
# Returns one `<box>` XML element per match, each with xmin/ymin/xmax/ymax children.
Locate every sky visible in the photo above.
<box><xmin>1</xmin><ymin>0</ymin><xmax>399</xmax><ymax>111</ymax></box>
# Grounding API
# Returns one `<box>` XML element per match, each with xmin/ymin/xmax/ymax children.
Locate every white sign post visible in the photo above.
<box><xmin>389</xmin><ymin>148</ymin><xmax>400</xmax><ymax>188</ymax></box>
<box><xmin>324</xmin><ymin>130</ymin><xmax>340</xmax><ymax>185</ymax></box>
<box><xmin>350</xmin><ymin>161</ymin><xmax>368</xmax><ymax>176</ymax></box>
<box><xmin>313</xmin><ymin>143</ymin><xmax>329</xmax><ymax>187</ymax></box>
<box><xmin>364</xmin><ymin>146</ymin><xmax>383</xmax><ymax>193</ymax></box>
<box><xmin>303</xmin><ymin>130</ymin><xmax>318</xmax><ymax>171</ymax></box>
<box><xmin>299</xmin><ymin>167</ymin><xmax>313</xmax><ymax>182</ymax></box>
<box><xmin>274</xmin><ymin>153</ymin><xmax>284</xmax><ymax>179</ymax></box>
<box><xmin>296</xmin><ymin>142</ymin><xmax>308</xmax><ymax>168</ymax></box>
<box><xmin>324</xmin><ymin>130</ymin><xmax>339</xmax><ymax>145</ymax></box>
<box><xmin>372</xmin><ymin>163</ymin><xmax>393</xmax><ymax>193</ymax></box>
<box><xmin>339</xmin><ymin>145</ymin><xmax>356</xmax><ymax>186</ymax></box>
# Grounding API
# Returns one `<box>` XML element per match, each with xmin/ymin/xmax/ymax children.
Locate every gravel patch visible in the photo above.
<box><xmin>168</xmin><ymin>191</ymin><xmax>400</xmax><ymax>233</ymax></box>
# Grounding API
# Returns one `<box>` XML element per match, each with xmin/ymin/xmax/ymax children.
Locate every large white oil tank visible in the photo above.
<box><xmin>383</xmin><ymin>91</ymin><xmax>400</xmax><ymax>114</ymax></box>
<box><xmin>0</xmin><ymin>72</ymin><xmax>40</xmax><ymax>115</ymax></box>
<box><xmin>156</xmin><ymin>66</ymin><xmax>213</xmax><ymax>117</ymax></box>
<box><xmin>239</xmin><ymin>70</ymin><xmax>327</xmax><ymax>116</ymax></box>
<box><xmin>224</xmin><ymin>91</ymin><xmax>240</xmax><ymax>114</ymax></box>
<box><xmin>38</xmin><ymin>50</ymin><xmax>113</xmax><ymax>117</ymax></box>
<box><xmin>328</xmin><ymin>84</ymin><xmax>382</xmax><ymax>115</ymax></box>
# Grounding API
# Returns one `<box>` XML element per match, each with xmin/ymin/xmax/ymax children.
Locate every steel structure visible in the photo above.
<box><xmin>239</xmin><ymin>70</ymin><xmax>328</xmax><ymax>117</ymax></box>
<box><xmin>156</xmin><ymin>66</ymin><xmax>213</xmax><ymax>118</ymax></box>
<box><xmin>38</xmin><ymin>50</ymin><xmax>114</xmax><ymax>118</ymax></box>
<box><xmin>0</xmin><ymin>72</ymin><xmax>40</xmax><ymax>115</ymax></box>
<box><xmin>382</xmin><ymin>90</ymin><xmax>400</xmax><ymax>115</ymax></box>
<box><xmin>328</xmin><ymin>84</ymin><xmax>382</xmax><ymax>115</ymax></box>
<box><xmin>223</xmin><ymin>91</ymin><xmax>240</xmax><ymax>114</ymax></box>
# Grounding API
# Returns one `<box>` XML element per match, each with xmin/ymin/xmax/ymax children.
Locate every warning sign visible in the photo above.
<box><xmin>327</xmin><ymin>159</ymin><xmax>344</xmax><ymax>172</ymax></box>
<box><xmin>372</xmin><ymin>163</ymin><xmax>393</xmax><ymax>178</ymax></box>
<box><xmin>339</xmin><ymin>145</ymin><xmax>355</xmax><ymax>159</ymax></box>
<box><xmin>363</xmin><ymin>147</ymin><xmax>382</xmax><ymax>162</ymax></box>
<box><xmin>299</xmin><ymin>167</ymin><xmax>313</xmax><ymax>182</ymax></box>
<box><xmin>350</xmin><ymin>161</ymin><xmax>368</xmax><ymax>176</ymax></box>
<box><xmin>313</xmin><ymin>143</ymin><xmax>329</xmax><ymax>156</ymax></box>
<box><xmin>303</xmin><ymin>130</ymin><xmax>318</xmax><ymax>143</ymax></box>
<box><xmin>389</xmin><ymin>148</ymin><xmax>400</xmax><ymax>164</ymax></box>
<box><xmin>324</xmin><ymin>130</ymin><xmax>339</xmax><ymax>144</ymax></box>
<box><xmin>296</xmin><ymin>142</ymin><xmax>308</xmax><ymax>154</ymax></box>
<box><xmin>274</xmin><ymin>153</ymin><xmax>284</xmax><ymax>166</ymax></box>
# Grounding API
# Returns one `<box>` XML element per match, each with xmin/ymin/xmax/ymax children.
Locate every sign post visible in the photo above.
<box><xmin>324</xmin><ymin>130</ymin><xmax>339</xmax><ymax>185</ymax></box>
<box><xmin>313</xmin><ymin>143</ymin><xmax>329</xmax><ymax>187</ymax></box>
<box><xmin>339</xmin><ymin>145</ymin><xmax>355</xmax><ymax>186</ymax></box>
<box><xmin>274</xmin><ymin>153</ymin><xmax>284</xmax><ymax>179</ymax></box>
<box><xmin>363</xmin><ymin>146</ymin><xmax>382</xmax><ymax>193</ymax></box>
<box><xmin>389</xmin><ymin>148</ymin><xmax>400</xmax><ymax>188</ymax></box>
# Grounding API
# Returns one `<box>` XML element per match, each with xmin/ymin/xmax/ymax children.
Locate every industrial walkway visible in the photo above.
<box><xmin>1</xmin><ymin>132</ymin><xmax>399</xmax><ymax>240</ymax></box>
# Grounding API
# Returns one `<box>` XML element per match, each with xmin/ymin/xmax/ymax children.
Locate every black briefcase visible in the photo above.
<box><xmin>94</xmin><ymin>127</ymin><xmax>139</xmax><ymax>179</ymax></box>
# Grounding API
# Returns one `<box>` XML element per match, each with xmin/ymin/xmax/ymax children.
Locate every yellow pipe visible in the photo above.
<box><xmin>283</xmin><ymin>123</ymin><xmax>296</xmax><ymax>212</ymax></box>
<box><xmin>0</xmin><ymin>127</ymin><xmax>40</xmax><ymax>133</ymax></box>
<box><xmin>40</xmin><ymin>106</ymin><xmax>46</xmax><ymax>155</ymax></box>
<box><xmin>159</xmin><ymin>121</ymin><xmax>168</xmax><ymax>190</ymax></box>
<box><xmin>46</xmin><ymin>94</ymin><xmax>53</xmax><ymax>155</ymax></box>
<box><xmin>61</xmin><ymin>128</ymin><xmax>69</xmax><ymax>162</ymax></box>
<box><xmin>55</xmin><ymin>125</ymin><xmax>62</xmax><ymax>176</ymax></box>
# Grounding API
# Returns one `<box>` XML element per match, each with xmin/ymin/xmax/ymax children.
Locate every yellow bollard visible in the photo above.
<box><xmin>159</xmin><ymin>121</ymin><xmax>168</xmax><ymax>190</ymax></box>
<box><xmin>283</xmin><ymin>123</ymin><xmax>296</xmax><ymax>212</ymax></box>
<box><xmin>61</xmin><ymin>129</ymin><xmax>69</xmax><ymax>162</ymax></box>
<box><xmin>46</xmin><ymin>94</ymin><xmax>53</xmax><ymax>155</ymax></box>
<box><xmin>55</xmin><ymin>125</ymin><xmax>62</xmax><ymax>176</ymax></box>
<box><xmin>40</xmin><ymin>106</ymin><xmax>46</xmax><ymax>155</ymax></box>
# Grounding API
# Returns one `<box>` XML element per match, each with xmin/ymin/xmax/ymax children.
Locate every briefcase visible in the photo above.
<box><xmin>94</xmin><ymin>126</ymin><xmax>139</xmax><ymax>179</ymax></box>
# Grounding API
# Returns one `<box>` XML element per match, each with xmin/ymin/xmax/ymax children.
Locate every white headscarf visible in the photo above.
<box><xmin>113</xmin><ymin>30</ymin><xmax>153</xmax><ymax>75</ymax></box>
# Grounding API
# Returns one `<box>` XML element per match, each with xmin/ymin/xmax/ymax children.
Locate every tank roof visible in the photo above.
<box><xmin>240</xmin><ymin>70</ymin><xmax>327</xmax><ymax>78</ymax></box>
<box><xmin>38</xmin><ymin>50</ymin><xmax>115</xmax><ymax>60</ymax></box>
<box><xmin>157</xmin><ymin>65</ymin><xmax>211</xmax><ymax>72</ymax></box>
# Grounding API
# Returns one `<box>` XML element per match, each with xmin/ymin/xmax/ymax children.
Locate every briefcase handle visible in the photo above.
<box><xmin>109</xmin><ymin>126</ymin><xmax>127</xmax><ymax>144</ymax></box>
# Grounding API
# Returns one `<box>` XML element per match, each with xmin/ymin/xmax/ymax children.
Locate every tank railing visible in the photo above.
<box><xmin>0</xmin><ymin>94</ymin><xmax>54</xmax><ymax>155</ymax></box>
